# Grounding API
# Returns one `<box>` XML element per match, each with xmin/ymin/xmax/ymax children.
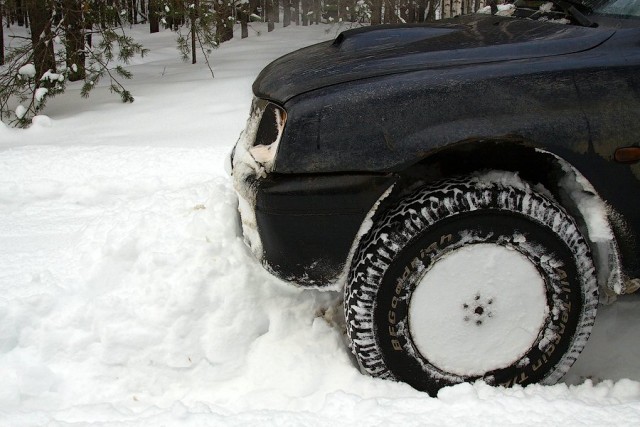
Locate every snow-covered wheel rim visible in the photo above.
<box><xmin>345</xmin><ymin>175</ymin><xmax>598</xmax><ymax>396</ymax></box>
<box><xmin>408</xmin><ymin>243</ymin><xmax>548</xmax><ymax>377</ymax></box>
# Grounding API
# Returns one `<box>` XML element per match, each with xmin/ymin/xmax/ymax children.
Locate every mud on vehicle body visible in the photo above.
<box><xmin>230</xmin><ymin>0</ymin><xmax>640</xmax><ymax>395</ymax></box>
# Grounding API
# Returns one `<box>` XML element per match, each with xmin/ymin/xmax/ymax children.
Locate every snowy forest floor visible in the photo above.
<box><xmin>1</xmin><ymin>22</ymin><xmax>640</xmax><ymax>426</ymax></box>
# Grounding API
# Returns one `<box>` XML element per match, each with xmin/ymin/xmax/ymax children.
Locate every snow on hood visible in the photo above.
<box><xmin>254</xmin><ymin>14</ymin><xmax>614</xmax><ymax>103</ymax></box>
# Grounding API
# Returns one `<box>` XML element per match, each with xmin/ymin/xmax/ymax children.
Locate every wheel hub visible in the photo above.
<box><xmin>462</xmin><ymin>294</ymin><xmax>494</xmax><ymax>326</ymax></box>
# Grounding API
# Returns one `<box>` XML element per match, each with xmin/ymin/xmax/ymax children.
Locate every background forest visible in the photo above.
<box><xmin>0</xmin><ymin>0</ymin><xmax>489</xmax><ymax>126</ymax></box>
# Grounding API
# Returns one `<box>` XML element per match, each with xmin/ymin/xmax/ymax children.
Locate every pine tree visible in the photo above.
<box><xmin>0</xmin><ymin>0</ymin><xmax>148</xmax><ymax>126</ymax></box>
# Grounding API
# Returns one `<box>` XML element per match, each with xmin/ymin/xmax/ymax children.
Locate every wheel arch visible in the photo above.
<box><xmin>381</xmin><ymin>137</ymin><xmax>623</xmax><ymax>299</ymax></box>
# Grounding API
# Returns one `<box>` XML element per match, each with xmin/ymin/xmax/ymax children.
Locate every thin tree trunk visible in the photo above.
<box><xmin>191</xmin><ymin>0</ymin><xmax>197</xmax><ymax>63</ymax></box>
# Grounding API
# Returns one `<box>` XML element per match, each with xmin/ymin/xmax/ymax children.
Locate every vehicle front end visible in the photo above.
<box><xmin>230</xmin><ymin>97</ymin><xmax>396</xmax><ymax>288</ymax></box>
<box><xmin>230</xmin><ymin>6</ymin><xmax>639</xmax><ymax>292</ymax></box>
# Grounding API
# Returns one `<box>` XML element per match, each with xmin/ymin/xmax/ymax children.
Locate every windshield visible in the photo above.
<box><xmin>583</xmin><ymin>0</ymin><xmax>640</xmax><ymax>16</ymax></box>
<box><xmin>509</xmin><ymin>0</ymin><xmax>640</xmax><ymax>22</ymax></box>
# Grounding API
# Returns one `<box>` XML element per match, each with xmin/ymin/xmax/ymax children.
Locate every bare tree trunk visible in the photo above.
<box><xmin>140</xmin><ymin>0</ymin><xmax>147</xmax><ymax>23</ymax></box>
<box><xmin>301</xmin><ymin>0</ymin><xmax>308</xmax><ymax>26</ymax></box>
<box><xmin>426</xmin><ymin>0</ymin><xmax>435</xmax><ymax>20</ymax></box>
<box><xmin>453</xmin><ymin>0</ymin><xmax>461</xmax><ymax>16</ymax></box>
<box><xmin>283</xmin><ymin>0</ymin><xmax>291</xmax><ymax>26</ymax></box>
<box><xmin>149</xmin><ymin>0</ymin><xmax>159</xmax><ymax>32</ymax></box>
<box><xmin>63</xmin><ymin>0</ymin><xmax>85</xmax><ymax>81</ymax></box>
<box><xmin>384</xmin><ymin>0</ymin><xmax>398</xmax><ymax>23</ymax></box>
<box><xmin>240</xmin><ymin>2</ymin><xmax>249</xmax><ymax>38</ymax></box>
<box><xmin>383</xmin><ymin>0</ymin><xmax>390</xmax><ymax>23</ymax></box>
<box><xmin>313</xmin><ymin>0</ymin><xmax>320</xmax><ymax>23</ymax></box>
<box><xmin>293</xmin><ymin>0</ymin><xmax>300</xmax><ymax>24</ymax></box>
<box><xmin>26</xmin><ymin>0</ymin><xmax>56</xmax><ymax>79</ymax></box>
<box><xmin>371</xmin><ymin>0</ymin><xmax>382</xmax><ymax>24</ymax></box>
<box><xmin>16</xmin><ymin>0</ymin><xmax>25</xmax><ymax>26</ymax></box>
<box><xmin>267</xmin><ymin>0</ymin><xmax>275</xmax><ymax>31</ymax></box>
<box><xmin>442</xmin><ymin>0</ymin><xmax>450</xmax><ymax>18</ymax></box>
<box><xmin>0</xmin><ymin>1</ymin><xmax>4</xmax><ymax>65</ymax></box>
<box><xmin>127</xmin><ymin>0</ymin><xmax>135</xmax><ymax>23</ymax></box>
<box><xmin>401</xmin><ymin>1</ymin><xmax>413</xmax><ymax>22</ymax></box>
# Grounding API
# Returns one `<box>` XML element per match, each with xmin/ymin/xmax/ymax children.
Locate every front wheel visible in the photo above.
<box><xmin>345</xmin><ymin>176</ymin><xmax>598</xmax><ymax>396</ymax></box>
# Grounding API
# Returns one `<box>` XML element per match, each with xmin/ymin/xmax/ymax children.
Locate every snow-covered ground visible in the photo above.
<box><xmin>1</xmin><ymin>23</ymin><xmax>640</xmax><ymax>426</ymax></box>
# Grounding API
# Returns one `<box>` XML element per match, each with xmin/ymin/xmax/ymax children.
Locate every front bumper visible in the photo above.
<box><xmin>230</xmin><ymin>97</ymin><xmax>396</xmax><ymax>287</ymax></box>
<box><xmin>233</xmin><ymin>170</ymin><xmax>396</xmax><ymax>287</ymax></box>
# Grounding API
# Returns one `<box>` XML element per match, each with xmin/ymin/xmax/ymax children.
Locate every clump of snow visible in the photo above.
<box><xmin>548</xmin><ymin>18</ymin><xmax>571</xmax><ymax>25</ymax></box>
<box><xmin>232</xmin><ymin>103</ymin><xmax>268</xmax><ymax>180</ymax></box>
<box><xmin>473</xmin><ymin>170</ymin><xmax>531</xmax><ymax>192</ymax></box>
<box><xmin>477</xmin><ymin>4</ymin><xmax>516</xmax><ymax>15</ymax></box>
<box><xmin>40</xmin><ymin>70</ymin><xmax>65</xmax><ymax>83</ymax></box>
<box><xmin>18</xmin><ymin>63</ymin><xmax>36</xmax><ymax>78</ymax></box>
<box><xmin>496</xmin><ymin>4</ymin><xmax>516</xmax><ymax>16</ymax></box>
<box><xmin>14</xmin><ymin>105</ymin><xmax>27</xmax><ymax>119</ymax></box>
<box><xmin>540</xmin><ymin>2</ymin><xmax>555</xmax><ymax>13</ymax></box>
<box><xmin>553</xmin><ymin>154</ymin><xmax>623</xmax><ymax>295</ymax></box>
<box><xmin>1</xmin><ymin>22</ymin><xmax>640</xmax><ymax>426</ymax></box>
<box><xmin>31</xmin><ymin>115</ymin><xmax>53</xmax><ymax>128</ymax></box>
<box><xmin>35</xmin><ymin>87</ymin><xmax>49</xmax><ymax>103</ymax></box>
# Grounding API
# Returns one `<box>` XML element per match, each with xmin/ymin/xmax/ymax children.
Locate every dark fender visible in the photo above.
<box><xmin>271</xmin><ymin>29</ymin><xmax>640</xmax><ymax>280</ymax></box>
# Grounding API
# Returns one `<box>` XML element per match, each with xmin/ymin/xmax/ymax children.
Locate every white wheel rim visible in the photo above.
<box><xmin>408</xmin><ymin>243</ymin><xmax>548</xmax><ymax>377</ymax></box>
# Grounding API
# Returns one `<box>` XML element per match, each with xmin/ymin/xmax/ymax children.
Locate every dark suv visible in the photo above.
<box><xmin>230</xmin><ymin>0</ymin><xmax>640</xmax><ymax>395</ymax></box>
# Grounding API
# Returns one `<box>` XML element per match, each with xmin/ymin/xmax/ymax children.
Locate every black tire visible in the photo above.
<box><xmin>345</xmin><ymin>176</ymin><xmax>598</xmax><ymax>396</ymax></box>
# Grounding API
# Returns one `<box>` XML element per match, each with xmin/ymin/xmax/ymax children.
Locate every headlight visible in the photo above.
<box><xmin>249</xmin><ymin>101</ymin><xmax>287</xmax><ymax>169</ymax></box>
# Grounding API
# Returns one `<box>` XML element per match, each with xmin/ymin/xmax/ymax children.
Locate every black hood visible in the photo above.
<box><xmin>253</xmin><ymin>14</ymin><xmax>614</xmax><ymax>103</ymax></box>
